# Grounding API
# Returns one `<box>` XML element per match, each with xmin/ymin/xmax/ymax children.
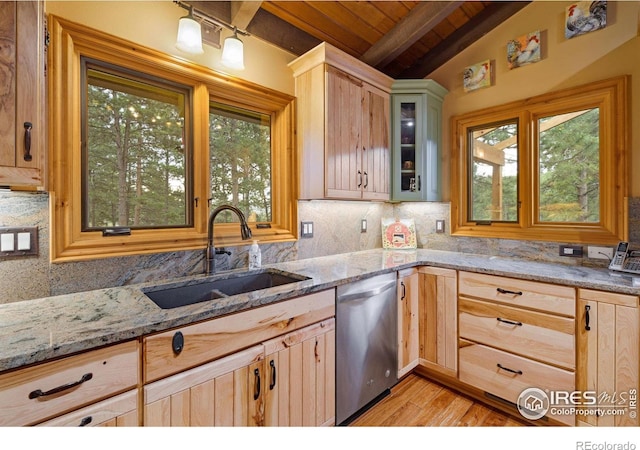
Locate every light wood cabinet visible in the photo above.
<box><xmin>143</xmin><ymin>289</ymin><xmax>336</xmax><ymax>427</ymax></box>
<box><xmin>263</xmin><ymin>318</ymin><xmax>335</xmax><ymax>426</ymax></box>
<box><xmin>0</xmin><ymin>0</ymin><xmax>46</xmax><ymax>189</ymax></box>
<box><xmin>577</xmin><ymin>289</ymin><xmax>639</xmax><ymax>427</ymax></box>
<box><xmin>0</xmin><ymin>340</ymin><xmax>139</xmax><ymax>426</ymax></box>
<box><xmin>397</xmin><ymin>268</ymin><xmax>419</xmax><ymax>378</ymax></box>
<box><xmin>144</xmin><ymin>345</ymin><xmax>265</xmax><ymax>426</ymax></box>
<box><xmin>37</xmin><ymin>390</ymin><xmax>138</xmax><ymax>427</ymax></box>
<box><xmin>289</xmin><ymin>42</ymin><xmax>393</xmax><ymax>201</ymax></box>
<box><xmin>457</xmin><ymin>271</ymin><xmax>576</xmax><ymax>426</ymax></box>
<box><xmin>418</xmin><ymin>266</ymin><xmax>457</xmax><ymax>377</ymax></box>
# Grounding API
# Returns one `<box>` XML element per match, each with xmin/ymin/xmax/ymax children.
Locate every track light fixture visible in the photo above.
<box><xmin>174</xmin><ymin>1</ymin><xmax>249</xmax><ymax>70</ymax></box>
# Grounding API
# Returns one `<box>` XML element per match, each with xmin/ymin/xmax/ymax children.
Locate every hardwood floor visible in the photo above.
<box><xmin>350</xmin><ymin>374</ymin><xmax>529</xmax><ymax>427</ymax></box>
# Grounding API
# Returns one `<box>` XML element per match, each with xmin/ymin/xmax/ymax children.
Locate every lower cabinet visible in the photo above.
<box><xmin>397</xmin><ymin>268</ymin><xmax>419</xmax><ymax>378</ymax></box>
<box><xmin>577</xmin><ymin>289</ymin><xmax>639</xmax><ymax>427</ymax></box>
<box><xmin>418</xmin><ymin>266</ymin><xmax>457</xmax><ymax>377</ymax></box>
<box><xmin>144</xmin><ymin>345</ymin><xmax>265</xmax><ymax>426</ymax></box>
<box><xmin>143</xmin><ymin>319</ymin><xmax>336</xmax><ymax>426</ymax></box>
<box><xmin>37</xmin><ymin>390</ymin><xmax>138</xmax><ymax>427</ymax></box>
<box><xmin>263</xmin><ymin>318</ymin><xmax>335</xmax><ymax>426</ymax></box>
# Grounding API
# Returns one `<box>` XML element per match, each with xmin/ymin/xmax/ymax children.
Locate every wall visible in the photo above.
<box><xmin>1</xmin><ymin>1</ymin><xmax>639</xmax><ymax>304</ymax></box>
<box><xmin>428</xmin><ymin>0</ymin><xmax>640</xmax><ymax>200</ymax></box>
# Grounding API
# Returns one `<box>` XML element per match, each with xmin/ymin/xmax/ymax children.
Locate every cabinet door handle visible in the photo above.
<box><xmin>253</xmin><ymin>368</ymin><xmax>261</xmax><ymax>400</ymax></box>
<box><xmin>496</xmin><ymin>287</ymin><xmax>523</xmax><ymax>296</ymax></box>
<box><xmin>79</xmin><ymin>416</ymin><xmax>93</xmax><ymax>427</ymax></box>
<box><xmin>363</xmin><ymin>171</ymin><xmax>368</xmax><ymax>189</ymax></box>
<box><xmin>269</xmin><ymin>360</ymin><xmax>276</xmax><ymax>390</ymax></box>
<box><xmin>28</xmin><ymin>373</ymin><xmax>93</xmax><ymax>399</ymax></box>
<box><xmin>497</xmin><ymin>317</ymin><xmax>523</xmax><ymax>327</ymax></box>
<box><xmin>417</xmin><ymin>175</ymin><xmax>421</xmax><ymax>191</ymax></box>
<box><xmin>585</xmin><ymin>304</ymin><xmax>591</xmax><ymax>331</ymax></box>
<box><xmin>400</xmin><ymin>281</ymin><xmax>406</xmax><ymax>301</ymax></box>
<box><xmin>23</xmin><ymin>122</ymin><xmax>33</xmax><ymax>162</ymax></box>
<box><xmin>497</xmin><ymin>363</ymin><xmax>523</xmax><ymax>375</ymax></box>
<box><xmin>357</xmin><ymin>170</ymin><xmax>362</xmax><ymax>188</ymax></box>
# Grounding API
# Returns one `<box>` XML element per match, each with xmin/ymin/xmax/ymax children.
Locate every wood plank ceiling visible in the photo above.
<box><xmin>192</xmin><ymin>1</ymin><xmax>530</xmax><ymax>79</ymax></box>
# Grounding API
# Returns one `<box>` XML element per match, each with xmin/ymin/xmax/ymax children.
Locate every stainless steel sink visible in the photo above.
<box><xmin>142</xmin><ymin>269</ymin><xmax>311</xmax><ymax>309</ymax></box>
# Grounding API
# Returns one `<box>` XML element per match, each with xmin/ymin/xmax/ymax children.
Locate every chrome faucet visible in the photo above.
<box><xmin>205</xmin><ymin>204</ymin><xmax>252</xmax><ymax>275</ymax></box>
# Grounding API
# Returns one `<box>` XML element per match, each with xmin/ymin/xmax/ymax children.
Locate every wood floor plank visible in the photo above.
<box><xmin>350</xmin><ymin>374</ymin><xmax>527</xmax><ymax>427</ymax></box>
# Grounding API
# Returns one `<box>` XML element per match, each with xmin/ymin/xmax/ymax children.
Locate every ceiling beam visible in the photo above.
<box><xmin>246</xmin><ymin>8</ymin><xmax>322</xmax><ymax>56</ymax></box>
<box><xmin>397</xmin><ymin>1</ymin><xmax>531</xmax><ymax>79</ymax></box>
<box><xmin>230</xmin><ymin>1</ymin><xmax>263</xmax><ymax>30</ymax></box>
<box><xmin>361</xmin><ymin>1</ymin><xmax>463</xmax><ymax>69</ymax></box>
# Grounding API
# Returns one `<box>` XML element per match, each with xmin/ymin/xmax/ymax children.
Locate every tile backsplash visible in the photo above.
<box><xmin>1</xmin><ymin>190</ymin><xmax>636</xmax><ymax>304</ymax></box>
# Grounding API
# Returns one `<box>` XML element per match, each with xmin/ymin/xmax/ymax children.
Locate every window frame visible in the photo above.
<box><xmin>451</xmin><ymin>76</ymin><xmax>628</xmax><ymax>245</ymax></box>
<box><xmin>49</xmin><ymin>16</ymin><xmax>297</xmax><ymax>262</ymax></box>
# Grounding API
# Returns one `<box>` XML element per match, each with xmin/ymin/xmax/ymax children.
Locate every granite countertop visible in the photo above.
<box><xmin>2</xmin><ymin>248</ymin><xmax>639</xmax><ymax>373</ymax></box>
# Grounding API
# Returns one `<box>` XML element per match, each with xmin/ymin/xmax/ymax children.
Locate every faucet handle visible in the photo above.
<box><xmin>215</xmin><ymin>248</ymin><xmax>231</xmax><ymax>256</ymax></box>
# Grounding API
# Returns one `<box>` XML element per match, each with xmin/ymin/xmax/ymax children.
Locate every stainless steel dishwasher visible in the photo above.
<box><xmin>336</xmin><ymin>272</ymin><xmax>398</xmax><ymax>425</ymax></box>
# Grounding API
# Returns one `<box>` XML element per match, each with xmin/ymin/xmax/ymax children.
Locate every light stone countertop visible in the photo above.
<box><xmin>1</xmin><ymin>248</ymin><xmax>639</xmax><ymax>373</ymax></box>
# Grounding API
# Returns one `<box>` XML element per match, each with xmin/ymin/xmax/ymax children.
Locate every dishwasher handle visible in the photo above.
<box><xmin>338</xmin><ymin>280</ymin><xmax>397</xmax><ymax>303</ymax></box>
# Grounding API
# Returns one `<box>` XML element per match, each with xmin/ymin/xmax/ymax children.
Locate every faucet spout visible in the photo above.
<box><xmin>205</xmin><ymin>204</ymin><xmax>253</xmax><ymax>275</ymax></box>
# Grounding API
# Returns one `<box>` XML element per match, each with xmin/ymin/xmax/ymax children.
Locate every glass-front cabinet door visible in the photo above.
<box><xmin>391</xmin><ymin>80</ymin><xmax>448</xmax><ymax>201</ymax></box>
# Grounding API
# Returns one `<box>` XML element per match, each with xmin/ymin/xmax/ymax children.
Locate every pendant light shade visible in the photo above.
<box><xmin>221</xmin><ymin>31</ymin><xmax>245</xmax><ymax>70</ymax></box>
<box><xmin>175</xmin><ymin>8</ymin><xmax>204</xmax><ymax>54</ymax></box>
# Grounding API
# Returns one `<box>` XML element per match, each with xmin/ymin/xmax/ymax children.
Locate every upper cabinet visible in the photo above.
<box><xmin>0</xmin><ymin>1</ymin><xmax>46</xmax><ymax>189</ymax></box>
<box><xmin>391</xmin><ymin>80</ymin><xmax>447</xmax><ymax>201</ymax></box>
<box><xmin>289</xmin><ymin>43</ymin><xmax>393</xmax><ymax>201</ymax></box>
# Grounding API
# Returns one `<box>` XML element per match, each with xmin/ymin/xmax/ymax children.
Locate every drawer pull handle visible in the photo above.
<box><xmin>79</xmin><ymin>416</ymin><xmax>93</xmax><ymax>427</ymax></box>
<box><xmin>254</xmin><ymin>368</ymin><xmax>261</xmax><ymax>400</ymax></box>
<box><xmin>585</xmin><ymin>305</ymin><xmax>591</xmax><ymax>331</ymax></box>
<box><xmin>28</xmin><ymin>372</ymin><xmax>93</xmax><ymax>399</ymax></box>
<box><xmin>497</xmin><ymin>363</ymin><xmax>523</xmax><ymax>375</ymax></box>
<box><xmin>497</xmin><ymin>317</ymin><xmax>523</xmax><ymax>327</ymax></box>
<box><xmin>269</xmin><ymin>360</ymin><xmax>277</xmax><ymax>390</ymax></box>
<box><xmin>496</xmin><ymin>287</ymin><xmax>523</xmax><ymax>296</ymax></box>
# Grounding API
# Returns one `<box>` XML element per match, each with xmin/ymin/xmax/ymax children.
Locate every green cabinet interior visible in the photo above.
<box><xmin>391</xmin><ymin>80</ymin><xmax>448</xmax><ymax>202</ymax></box>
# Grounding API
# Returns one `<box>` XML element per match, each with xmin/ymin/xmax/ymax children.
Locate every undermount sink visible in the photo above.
<box><xmin>142</xmin><ymin>269</ymin><xmax>311</xmax><ymax>309</ymax></box>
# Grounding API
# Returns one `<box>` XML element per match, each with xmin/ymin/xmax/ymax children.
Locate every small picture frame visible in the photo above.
<box><xmin>565</xmin><ymin>1</ymin><xmax>607</xmax><ymax>39</ymax></box>
<box><xmin>381</xmin><ymin>218</ymin><xmax>417</xmax><ymax>249</ymax></box>
<box><xmin>507</xmin><ymin>30</ymin><xmax>541</xmax><ymax>69</ymax></box>
<box><xmin>463</xmin><ymin>60</ymin><xmax>492</xmax><ymax>93</ymax></box>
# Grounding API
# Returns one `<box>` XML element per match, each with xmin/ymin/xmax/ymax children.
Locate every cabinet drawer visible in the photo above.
<box><xmin>36</xmin><ymin>390</ymin><xmax>138</xmax><ymax>427</ymax></box>
<box><xmin>144</xmin><ymin>289</ymin><xmax>335</xmax><ymax>383</ymax></box>
<box><xmin>459</xmin><ymin>340</ymin><xmax>575</xmax><ymax>426</ymax></box>
<box><xmin>0</xmin><ymin>340</ymin><xmax>139</xmax><ymax>426</ymax></box>
<box><xmin>459</xmin><ymin>271</ymin><xmax>575</xmax><ymax>317</ymax></box>
<box><xmin>459</xmin><ymin>298</ymin><xmax>575</xmax><ymax>370</ymax></box>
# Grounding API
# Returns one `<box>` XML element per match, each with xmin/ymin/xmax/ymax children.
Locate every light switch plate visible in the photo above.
<box><xmin>300</xmin><ymin>221</ymin><xmax>314</xmax><ymax>238</ymax></box>
<box><xmin>0</xmin><ymin>227</ymin><xmax>38</xmax><ymax>257</ymax></box>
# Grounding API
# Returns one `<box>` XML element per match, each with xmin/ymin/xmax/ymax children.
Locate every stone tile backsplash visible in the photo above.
<box><xmin>1</xmin><ymin>189</ymin><xmax>636</xmax><ymax>303</ymax></box>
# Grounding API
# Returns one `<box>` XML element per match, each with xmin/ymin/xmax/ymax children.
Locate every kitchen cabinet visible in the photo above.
<box><xmin>289</xmin><ymin>42</ymin><xmax>393</xmax><ymax>201</ymax></box>
<box><xmin>457</xmin><ymin>271</ymin><xmax>576</xmax><ymax>425</ymax></box>
<box><xmin>577</xmin><ymin>289</ymin><xmax>639</xmax><ymax>427</ymax></box>
<box><xmin>0</xmin><ymin>340</ymin><xmax>139</xmax><ymax>426</ymax></box>
<box><xmin>418</xmin><ymin>266</ymin><xmax>457</xmax><ymax>377</ymax></box>
<box><xmin>142</xmin><ymin>289</ymin><xmax>335</xmax><ymax>426</ymax></box>
<box><xmin>36</xmin><ymin>390</ymin><xmax>138</xmax><ymax>426</ymax></box>
<box><xmin>397</xmin><ymin>268</ymin><xmax>419</xmax><ymax>378</ymax></box>
<box><xmin>263</xmin><ymin>318</ymin><xmax>335</xmax><ymax>426</ymax></box>
<box><xmin>0</xmin><ymin>0</ymin><xmax>46</xmax><ymax>189</ymax></box>
<box><xmin>391</xmin><ymin>80</ymin><xmax>447</xmax><ymax>201</ymax></box>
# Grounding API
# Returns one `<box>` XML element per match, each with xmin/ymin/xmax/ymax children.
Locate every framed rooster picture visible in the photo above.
<box><xmin>565</xmin><ymin>1</ymin><xmax>606</xmax><ymax>39</ymax></box>
<box><xmin>507</xmin><ymin>31</ymin><xmax>541</xmax><ymax>69</ymax></box>
<box><xmin>463</xmin><ymin>60</ymin><xmax>491</xmax><ymax>93</ymax></box>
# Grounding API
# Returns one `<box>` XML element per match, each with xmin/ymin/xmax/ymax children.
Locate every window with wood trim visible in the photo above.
<box><xmin>451</xmin><ymin>77</ymin><xmax>628</xmax><ymax>245</ymax></box>
<box><xmin>49</xmin><ymin>16</ymin><xmax>296</xmax><ymax>262</ymax></box>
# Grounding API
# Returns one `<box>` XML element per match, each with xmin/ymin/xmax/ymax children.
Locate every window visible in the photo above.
<box><xmin>82</xmin><ymin>60</ymin><xmax>192</xmax><ymax>230</ymax></box>
<box><xmin>49</xmin><ymin>17</ymin><xmax>296</xmax><ymax>261</ymax></box>
<box><xmin>451</xmin><ymin>77</ymin><xmax>628</xmax><ymax>245</ymax></box>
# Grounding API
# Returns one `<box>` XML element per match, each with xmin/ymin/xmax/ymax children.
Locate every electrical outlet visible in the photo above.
<box><xmin>435</xmin><ymin>220</ymin><xmax>445</xmax><ymax>233</ymax></box>
<box><xmin>587</xmin><ymin>246</ymin><xmax>614</xmax><ymax>260</ymax></box>
<box><xmin>559</xmin><ymin>244</ymin><xmax>583</xmax><ymax>257</ymax></box>
<box><xmin>361</xmin><ymin>219</ymin><xmax>367</xmax><ymax>233</ymax></box>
